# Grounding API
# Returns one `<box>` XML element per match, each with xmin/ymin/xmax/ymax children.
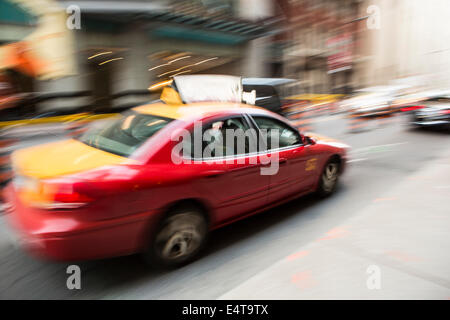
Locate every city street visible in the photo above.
<box><xmin>0</xmin><ymin>113</ymin><xmax>449</xmax><ymax>299</ymax></box>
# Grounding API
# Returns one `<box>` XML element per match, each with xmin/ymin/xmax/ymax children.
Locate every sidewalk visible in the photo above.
<box><xmin>219</xmin><ymin>148</ymin><xmax>450</xmax><ymax>299</ymax></box>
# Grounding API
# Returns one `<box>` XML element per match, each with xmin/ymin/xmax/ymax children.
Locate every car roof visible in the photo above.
<box><xmin>133</xmin><ymin>102</ymin><xmax>268</xmax><ymax>120</ymax></box>
<box><xmin>242</xmin><ymin>78</ymin><xmax>296</xmax><ymax>86</ymax></box>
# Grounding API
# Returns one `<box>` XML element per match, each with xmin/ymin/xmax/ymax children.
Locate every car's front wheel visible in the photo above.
<box><xmin>317</xmin><ymin>159</ymin><xmax>340</xmax><ymax>197</ymax></box>
<box><xmin>145</xmin><ymin>205</ymin><xmax>208</xmax><ymax>268</ymax></box>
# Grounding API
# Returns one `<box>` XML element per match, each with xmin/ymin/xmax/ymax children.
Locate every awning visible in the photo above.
<box><xmin>0</xmin><ymin>0</ymin><xmax>76</xmax><ymax>79</ymax></box>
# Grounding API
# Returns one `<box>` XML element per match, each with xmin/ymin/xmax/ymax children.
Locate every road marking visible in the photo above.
<box><xmin>291</xmin><ymin>271</ymin><xmax>316</xmax><ymax>289</ymax></box>
<box><xmin>286</xmin><ymin>250</ymin><xmax>309</xmax><ymax>262</ymax></box>
<box><xmin>316</xmin><ymin>227</ymin><xmax>348</xmax><ymax>242</ymax></box>
<box><xmin>385</xmin><ymin>251</ymin><xmax>422</xmax><ymax>262</ymax></box>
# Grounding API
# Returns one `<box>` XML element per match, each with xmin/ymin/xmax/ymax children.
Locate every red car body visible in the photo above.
<box><xmin>4</xmin><ymin>102</ymin><xmax>348</xmax><ymax>261</ymax></box>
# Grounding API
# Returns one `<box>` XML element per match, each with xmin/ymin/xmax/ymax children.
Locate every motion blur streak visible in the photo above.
<box><xmin>0</xmin><ymin>0</ymin><xmax>449</xmax><ymax>300</ymax></box>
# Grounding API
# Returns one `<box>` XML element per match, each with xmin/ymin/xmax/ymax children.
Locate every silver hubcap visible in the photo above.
<box><xmin>156</xmin><ymin>213</ymin><xmax>205</xmax><ymax>261</ymax></box>
<box><xmin>322</xmin><ymin>163</ymin><xmax>338</xmax><ymax>192</ymax></box>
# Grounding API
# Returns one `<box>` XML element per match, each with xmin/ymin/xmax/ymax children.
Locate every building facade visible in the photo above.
<box><xmin>0</xmin><ymin>0</ymin><xmax>278</xmax><ymax>113</ymax></box>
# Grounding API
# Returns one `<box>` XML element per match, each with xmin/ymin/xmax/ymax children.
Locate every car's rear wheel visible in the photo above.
<box><xmin>145</xmin><ymin>205</ymin><xmax>208</xmax><ymax>268</ymax></box>
<box><xmin>408</xmin><ymin>114</ymin><xmax>421</xmax><ymax>130</ymax></box>
<box><xmin>317</xmin><ymin>159</ymin><xmax>340</xmax><ymax>197</ymax></box>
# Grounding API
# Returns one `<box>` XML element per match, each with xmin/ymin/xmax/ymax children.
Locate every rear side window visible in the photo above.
<box><xmin>184</xmin><ymin>116</ymin><xmax>257</xmax><ymax>159</ymax></box>
<box><xmin>251</xmin><ymin>116</ymin><xmax>302</xmax><ymax>150</ymax></box>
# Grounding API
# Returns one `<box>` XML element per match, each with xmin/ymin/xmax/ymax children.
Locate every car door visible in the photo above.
<box><xmin>249</xmin><ymin>115</ymin><xmax>316</xmax><ymax>204</ymax></box>
<box><xmin>191</xmin><ymin>115</ymin><xmax>270</xmax><ymax>224</ymax></box>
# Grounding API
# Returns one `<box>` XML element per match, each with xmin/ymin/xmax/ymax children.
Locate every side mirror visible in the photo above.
<box><xmin>303</xmin><ymin>135</ymin><xmax>316</xmax><ymax>145</ymax></box>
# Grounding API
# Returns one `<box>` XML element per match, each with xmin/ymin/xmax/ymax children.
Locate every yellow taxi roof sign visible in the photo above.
<box><xmin>160</xmin><ymin>86</ymin><xmax>183</xmax><ymax>105</ymax></box>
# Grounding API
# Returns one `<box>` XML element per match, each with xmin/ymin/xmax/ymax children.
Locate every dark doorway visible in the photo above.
<box><xmin>87</xmin><ymin>60</ymin><xmax>113</xmax><ymax>112</ymax></box>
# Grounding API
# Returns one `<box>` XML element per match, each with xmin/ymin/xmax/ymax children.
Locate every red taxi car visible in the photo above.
<box><xmin>4</xmin><ymin>75</ymin><xmax>349</xmax><ymax>268</ymax></box>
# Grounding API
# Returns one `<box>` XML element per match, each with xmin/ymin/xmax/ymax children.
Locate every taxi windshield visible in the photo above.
<box><xmin>77</xmin><ymin>111</ymin><xmax>172</xmax><ymax>157</ymax></box>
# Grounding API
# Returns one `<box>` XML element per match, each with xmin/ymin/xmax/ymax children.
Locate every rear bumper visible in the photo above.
<box><xmin>3</xmin><ymin>184</ymin><xmax>159</xmax><ymax>262</ymax></box>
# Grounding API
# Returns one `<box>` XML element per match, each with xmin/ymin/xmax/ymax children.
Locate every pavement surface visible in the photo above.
<box><xmin>0</xmin><ymin>113</ymin><xmax>449</xmax><ymax>299</ymax></box>
<box><xmin>220</xmin><ymin>146</ymin><xmax>450</xmax><ymax>299</ymax></box>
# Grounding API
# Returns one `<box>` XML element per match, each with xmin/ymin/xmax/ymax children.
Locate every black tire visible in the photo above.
<box><xmin>144</xmin><ymin>204</ymin><xmax>208</xmax><ymax>269</ymax></box>
<box><xmin>317</xmin><ymin>159</ymin><xmax>340</xmax><ymax>197</ymax></box>
<box><xmin>408</xmin><ymin>114</ymin><xmax>420</xmax><ymax>130</ymax></box>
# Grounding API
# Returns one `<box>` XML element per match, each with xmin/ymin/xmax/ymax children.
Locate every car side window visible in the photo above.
<box><xmin>187</xmin><ymin>116</ymin><xmax>256</xmax><ymax>159</ymax></box>
<box><xmin>251</xmin><ymin>116</ymin><xmax>302</xmax><ymax>150</ymax></box>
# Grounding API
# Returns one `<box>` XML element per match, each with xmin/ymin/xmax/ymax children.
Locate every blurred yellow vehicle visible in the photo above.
<box><xmin>283</xmin><ymin>93</ymin><xmax>344</xmax><ymax>115</ymax></box>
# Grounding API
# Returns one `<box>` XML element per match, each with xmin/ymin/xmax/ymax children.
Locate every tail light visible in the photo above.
<box><xmin>21</xmin><ymin>179</ymin><xmax>94</xmax><ymax>210</ymax></box>
<box><xmin>441</xmin><ymin>109</ymin><xmax>450</xmax><ymax>115</ymax></box>
<box><xmin>401</xmin><ymin>105</ymin><xmax>425</xmax><ymax>112</ymax></box>
<box><xmin>47</xmin><ymin>182</ymin><xmax>94</xmax><ymax>208</ymax></box>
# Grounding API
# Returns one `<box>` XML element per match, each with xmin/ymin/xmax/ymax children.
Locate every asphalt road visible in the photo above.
<box><xmin>0</xmin><ymin>113</ymin><xmax>449</xmax><ymax>299</ymax></box>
